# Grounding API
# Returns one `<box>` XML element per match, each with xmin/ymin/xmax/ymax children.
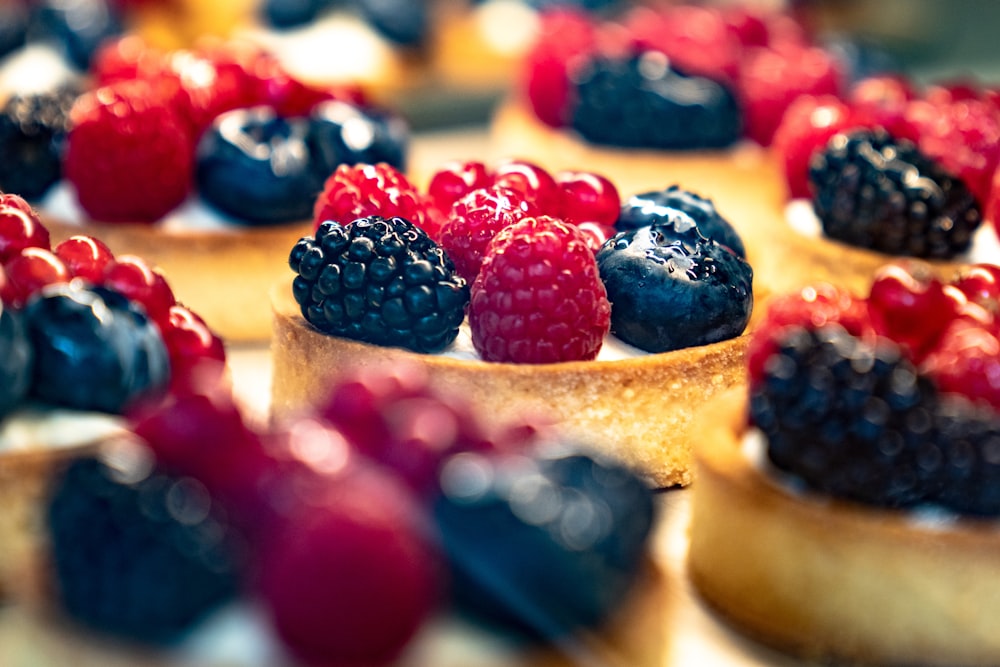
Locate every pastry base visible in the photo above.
<box><xmin>688</xmin><ymin>389</ymin><xmax>1000</xmax><ymax>666</ymax></box>
<box><xmin>270</xmin><ymin>280</ymin><xmax>750</xmax><ymax>488</ymax></box>
<box><xmin>45</xmin><ymin>217</ymin><xmax>312</xmax><ymax>343</ymax></box>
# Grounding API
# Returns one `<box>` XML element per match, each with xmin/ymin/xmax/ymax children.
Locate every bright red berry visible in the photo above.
<box><xmin>575</xmin><ymin>221</ymin><xmax>616</xmax><ymax>253</ymax></box>
<box><xmin>470</xmin><ymin>215</ymin><xmax>611</xmax><ymax>363</ymax></box>
<box><xmin>54</xmin><ymin>235</ymin><xmax>115</xmax><ymax>284</ymax></box>
<box><xmin>0</xmin><ymin>194</ymin><xmax>50</xmax><ymax>262</ymax></box>
<box><xmin>626</xmin><ymin>5</ymin><xmax>741</xmax><ymax>85</ymax></box>
<box><xmin>438</xmin><ymin>185</ymin><xmax>539</xmax><ymax>284</ymax></box>
<box><xmin>739</xmin><ymin>44</ymin><xmax>844</xmax><ymax>146</ymax></box>
<box><xmin>90</xmin><ymin>35</ymin><xmax>168</xmax><ymax>86</ymax></box>
<box><xmin>257</xmin><ymin>462</ymin><xmax>442</xmax><ymax>667</ymax></box>
<box><xmin>102</xmin><ymin>255</ymin><xmax>176</xmax><ymax>330</ymax></box>
<box><xmin>921</xmin><ymin>318</ymin><xmax>1000</xmax><ymax>410</ymax></box>
<box><xmin>312</xmin><ymin>163</ymin><xmax>443</xmax><ymax>240</ymax></box>
<box><xmin>3</xmin><ymin>247</ymin><xmax>70</xmax><ymax>307</ymax></box>
<box><xmin>555</xmin><ymin>170</ymin><xmax>620</xmax><ymax>226</ymax></box>
<box><xmin>772</xmin><ymin>95</ymin><xmax>853</xmax><ymax>199</ymax></box>
<box><xmin>954</xmin><ymin>264</ymin><xmax>1000</xmax><ymax>314</ymax></box>
<box><xmin>65</xmin><ymin>80</ymin><xmax>194</xmax><ymax>222</ymax></box>
<box><xmin>491</xmin><ymin>160</ymin><xmax>563</xmax><ymax>216</ymax></box>
<box><xmin>426</xmin><ymin>160</ymin><xmax>492</xmax><ymax>213</ymax></box>
<box><xmin>160</xmin><ymin>304</ymin><xmax>227</xmax><ymax>394</ymax></box>
<box><xmin>521</xmin><ymin>8</ymin><xmax>596</xmax><ymax>128</ymax></box>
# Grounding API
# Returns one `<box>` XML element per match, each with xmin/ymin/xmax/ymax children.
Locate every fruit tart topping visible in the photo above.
<box><xmin>617</xmin><ymin>184</ymin><xmax>746</xmax><ymax>259</ymax></box>
<box><xmin>0</xmin><ymin>304</ymin><xmax>32</xmax><ymax>419</ymax></box>
<box><xmin>470</xmin><ymin>215</ymin><xmax>611</xmax><ymax>363</ymax></box>
<box><xmin>0</xmin><ymin>193</ymin><xmax>50</xmax><ymax>261</ymax></box>
<box><xmin>750</xmin><ymin>261</ymin><xmax>1000</xmax><ymax>516</ymax></box>
<box><xmin>597</xmin><ymin>210</ymin><xmax>753</xmax><ymax>353</ymax></box>
<box><xmin>435</xmin><ymin>449</ymin><xmax>656</xmax><ymax>639</ymax></box>
<box><xmin>0</xmin><ymin>87</ymin><xmax>77</xmax><ymax>200</ymax></box>
<box><xmin>307</xmin><ymin>99</ymin><xmax>408</xmax><ymax>175</ymax></box>
<box><xmin>46</xmin><ymin>451</ymin><xmax>240</xmax><ymax>644</ymax></box>
<box><xmin>809</xmin><ymin>128</ymin><xmax>982</xmax><ymax>259</ymax></box>
<box><xmin>427</xmin><ymin>160</ymin><xmax>492</xmax><ymax>213</ymax></box>
<box><xmin>2</xmin><ymin>246</ymin><xmax>70</xmax><ymax>307</ymax></box>
<box><xmin>290</xmin><ymin>216</ymin><xmax>469</xmax><ymax>353</ymax></box>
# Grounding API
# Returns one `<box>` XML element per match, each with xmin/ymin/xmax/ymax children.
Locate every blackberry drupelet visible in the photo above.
<box><xmin>809</xmin><ymin>128</ymin><xmax>982</xmax><ymax>258</ymax></box>
<box><xmin>289</xmin><ymin>216</ymin><xmax>468</xmax><ymax>353</ymax></box>
<box><xmin>750</xmin><ymin>324</ymin><xmax>943</xmax><ymax>508</ymax></box>
<box><xmin>571</xmin><ymin>50</ymin><xmax>742</xmax><ymax>150</ymax></box>
<box><xmin>46</xmin><ymin>455</ymin><xmax>240</xmax><ymax>644</ymax></box>
<box><xmin>0</xmin><ymin>87</ymin><xmax>77</xmax><ymax>200</ymax></box>
<box><xmin>617</xmin><ymin>185</ymin><xmax>746</xmax><ymax>258</ymax></box>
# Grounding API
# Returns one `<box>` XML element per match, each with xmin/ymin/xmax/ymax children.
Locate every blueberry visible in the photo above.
<box><xmin>596</xmin><ymin>210</ymin><xmax>753</xmax><ymax>353</ymax></box>
<box><xmin>571</xmin><ymin>50</ymin><xmax>742</xmax><ymax>150</ymax></box>
<box><xmin>28</xmin><ymin>0</ymin><xmax>124</xmax><ymax>70</ymax></box>
<box><xmin>196</xmin><ymin>106</ymin><xmax>326</xmax><ymax>225</ymax></box>
<box><xmin>0</xmin><ymin>1</ymin><xmax>29</xmax><ymax>60</ymax></box>
<box><xmin>433</xmin><ymin>450</ymin><xmax>655</xmax><ymax>641</ymax></box>
<box><xmin>260</xmin><ymin>0</ymin><xmax>336</xmax><ymax>29</ymax></box>
<box><xmin>617</xmin><ymin>185</ymin><xmax>746</xmax><ymax>258</ymax></box>
<box><xmin>24</xmin><ymin>282</ymin><xmax>170</xmax><ymax>413</ymax></box>
<box><xmin>0</xmin><ymin>306</ymin><xmax>33</xmax><ymax>418</ymax></box>
<box><xmin>354</xmin><ymin>0</ymin><xmax>428</xmax><ymax>47</ymax></box>
<box><xmin>308</xmin><ymin>100</ymin><xmax>408</xmax><ymax>175</ymax></box>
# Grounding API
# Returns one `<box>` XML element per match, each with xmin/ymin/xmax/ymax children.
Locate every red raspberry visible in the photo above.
<box><xmin>426</xmin><ymin>160</ymin><xmax>492</xmax><ymax>213</ymax></box>
<box><xmin>905</xmin><ymin>97</ymin><xmax>1000</xmax><ymax>207</ymax></box>
<box><xmin>521</xmin><ymin>9</ymin><xmax>596</xmax><ymax>128</ymax></box>
<box><xmin>0</xmin><ymin>194</ymin><xmax>50</xmax><ymax>262</ymax></box>
<box><xmin>312</xmin><ymin>163</ymin><xmax>442</xmax><ymax>240</ymax></box>
<box><xmin>102</xmin><ymin>255</ymin><xmax>177</xmax><ymax>330</ymax></box>
<box><xmin>555</xmin><ymin>170</ymin><xmax>620</xmax><ymax>226</ymax></box>
<box><xmin>575</xmin><ymin>221</ymin><xmax>616</xmax><ymax>253</ymax></box>
<box><xmin>771</xmin><ymin>94</ymin><xmax>852</xmax><ymax>199</ymax></box>
<box><xmin>3</xmin><ymin>247</ymin><xmax>70</xmax><ymax>307</ymax></box>
<box><xmin>65</xmin><ymin>80</ymin><xmax>194</xmax><ymax>223</ymax></box>
<box><xmin>438</xmin><ymin>185</ymin><xmax>539</xmax><ymax>284</ymax></box>
<box><xmin>921</xmin><ymin>318</ymin><xmax>1000</xmax><ymax>410</ymax></box>
<box><xmin>738</xmin><ymin>44</ymin><xmax>844</xmax><ymax>146</ymax></box>
<box><xmin>54</xmin><ymin>235</ymin><xmax>114</xmax><ymax>284</ymax></box>
<box><xmin>470</xmin><ymin>215</ymin><xmax>611</xmax><ymax>363</ymax></box>
<box><xmin>491</xmin><ymin>160</ymin><xmax>563</xmax><ymax>216</ymax></box>
<box><xmin>866</xmin><ymin>262</ymin><xmax>959</xmax><ymax>364</ymax></box>
<box><xmin>257</xmin><ymin>462</ymin><xmax>442</xmax><ymax>667</ymax></box>
<box><xmin>626</xmin><ymin>5</ymin><xmax>741</xmax><ymax>85</ymax></box>
<box><xmin>846</xmin><ymin>75</ymin><xmax>919</xmax><ymax>144</ymax></box>
<box><xmin>91</xmin><ymin>35</ymin><xmax>168</xmax><ymax>86</ymax></box>
<box><xmin>747</xmin><ymin>282</ymin><xmax>872</xmax><ymax>385</ymax></box>
<box><xmin>160</xmin><ymin>304</ymin><xmax>227</xmax><ymax>395</ymax></box>
<box><xmin>954</xmin><ymin>264</ymin><xmax>1000</xmax><ymax>314</ymax></box>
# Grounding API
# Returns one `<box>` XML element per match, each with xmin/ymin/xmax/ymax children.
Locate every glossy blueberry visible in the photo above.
<box><xmin>197</xmin><ymin>106</ymin><xmax>326</xmax><ymax>225</ymax></box>
<box><xmin>24</xmin><ymin>282</ymin><xmax>170</xmax><ymax>414</ymax></box>
<box><xmin>0</xmin><ymin>306</ymin><xmax>33</xmax><ymax>418</ymax></box>
<box><xmin>0</xmin><ymin>1</ymin><xmax>28</xmax><ymax>60</ymax></box>
<box><xmin>617</xmin><ymin>185</ymin><xmax>746</xmax><ymax>258</ymax></box>
<box><xmin>572</xmin><ymin>50</ymin><xmax>742</xmax><ymax>150</ymax></box>
<box><xmin>308</xmin><ymin>100</ymin><xmax>408</xmax><ymax>175</ymax></box>
<box><xmin>597</xmin><ymin>210</ymin><xmax>753</xmax><ymax>353</ymax></box>
<box><xmin>28</xmin><ymin>0</ymin><xmax>124</xmax><ymax>70</ymax></box>
<box><xmin>822</xmin><ymin>34</ymin><xmax>896</xmax><ymax>85</ymax></box>
<box><xmin>354</xmin><ymin>0</ymin><xmax>428</xmax><ymax>46</ymax></box>
<box><xmin>433</xmin><ymin>450</ymin><xmax>655</xmax><ymax>641</ymax></box>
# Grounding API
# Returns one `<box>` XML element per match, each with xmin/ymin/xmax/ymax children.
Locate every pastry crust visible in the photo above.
<box><xmin>270</xmin><ymin>280</ymin><xmax>749</xmax><ymax>488</ymax></box>
<box><xmin>43</xmin><ymin>216</ymin><xmax>312</xmax><ymax>343</ymax></box>
<box><xmin>688</xmin><ymin>389</ymin><xmax>1000</xmax><ymax>666</ymax></box>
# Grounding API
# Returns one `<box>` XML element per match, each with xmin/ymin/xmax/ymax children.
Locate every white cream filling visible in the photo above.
<box><xmin>785</xmin><ymin>198</ymin><xmax>1000</xmax><ymax>263</ymax></box>
<box><xmin>441</xmin><ymin>322</ymin><xmax>650</xmax><ymax>363</ymax></box>
<box><xmin>0</xmin><ymin>404</ymin><xmax>126</xmax><ymax>451</ymax></box>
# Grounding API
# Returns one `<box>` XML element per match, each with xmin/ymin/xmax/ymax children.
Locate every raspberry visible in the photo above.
<box><xmin>312</xmin><ymin>163</ymin><xmax>442</xmax><ymax>240</ymax></box>
<box><xmin>738</xmin><ymin>44</ymin><xmax>844</xmax><ymax>146</ymax></box>
<box><xmin>0</xmin><ymin>194</ymin><xmax>50</xmax><ymax>262</ymax></box>
<box><xmin>256</xmin><ymin>462</ymin><xmax>442</xmax><ymax>667</ymax></box>
<box><xmin>54</xmin><ymin>235</ymin><xmax>114</xmax><ymax>284</ymax></box>
<box><xmin>747</xmin><ymin>282</ymin><xmax>871</xmax><ymax>385</ymax></box>
<box><xmin>65</xmin><ymin>80</ymin><xmax>194</xmax><ymax>222</ymax></box>
<box><xmin>102</xmin><ymin>255</ymin><xmax>177</xmax><ymax>332</ymax></box>
<box><xmin>491</xmin><ymin>160</ymin><xmax>563</xmax><ymax>216</ymax></box>
<box><xmin>954</xmin><ymin>264</ymin><xmax>1000</xmax><ymax>314</ymax></box>
<box><xmin>922</xmin><ymin>318</ymin><xmax>1000</xmax><ymax>411</ymax></box>
<box><xmin>772</xmin><ymin>94</ymin><xmax>852</xmax><ymax>199</ymax></box>
<box><xmin>290</xmin><ymin>217</ymin><xmax>469</xmax><ymax>353</ymax></box>
<box><xmin>847</xmin><ymin>74</ymin><xmax>918</xmax><ymax>141</ymax></box>
<box><xmin>470</xmin><ymin>216</ymin><xmax>610</xmax><ymax>363</ymax></box>
<box><xmin>521</xmin><ymin>9</ymin><xmax>596</xmax><ymax>128</ymax></box>
<box><xmin>426</xmin><ymin>160</ymin><xmax>491</xmax><ymax>213</ymax></box>
<box><xmin>91</xmin><ymin>35</ymin><xmax>168</xmax><ymax>86</ymax></box>
<box><xmin>159</xmin><ymin>304</ymin><xmax>227</xmax><ymax>395</ymax></box>
<box><xmin>438</xmin><ymin>185</ymin><xmax>539</xmax><ymax>284</ymax></box>
<box><xmin>3</xmin><ymin>247</ymin><xmax>70</xmax><ymax>307</ymax></box>
<box><xmin>555</xmin><ymin>170</ymin><xmax>620</xmax><ymax>226</ymax></box>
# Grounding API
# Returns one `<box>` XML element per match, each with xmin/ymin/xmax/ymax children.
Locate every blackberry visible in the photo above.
<box><xmin>571</xmin><ymin>50</ymin><xmax>741</xmax><ymax>150</ymax></box>
<box><xmin>433</xmin><ymin>450</ymin><xmax>655</xmax><ymax>640</ymax></box>
<box><xmin>0</xmin><ymin>87</ymin><xmax>78</xmax><ymax>200</ymax></box>
<box><xmin>596</xmin><ymin>210</ymin><xmax>753</xmax><ymax>353</ymax></box>
<box><xmin>750</xmin><ymin>325</ymin><xmax>942</xmax><ymax>508</ymax></box>
<box><xmin>289</xmin><ymin>216</ymin><xmax>468</xmax><ymax>353</ymax></box>
<box><xmin>809</xmin><ymin>128</ymin><xmax>982</xmax><ymax>258</ymax></box>
<box><xmin>617</xmin><ymin>185</ymin><xmax>746</xmax><ymax>258</ymax></box>
<box><xmin>931</xmin><ymin>399</ymin><xmax>1000</xmax><ymax>516</ymax></box>
<box><xmin>46</xmin><ymin>455</ymin><xmax>240</xmax><ymax>644</ymax></box>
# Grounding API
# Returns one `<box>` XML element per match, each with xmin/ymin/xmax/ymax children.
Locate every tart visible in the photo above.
<box><xmin>688</xmin><ymin>261</ymin><xmax>1000</xmax><ymax>665</ymax></box>
<box><xmin>270</xmin><ymin>163</ymin><xmax>756</xmax><ymax>488</ymax></box>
